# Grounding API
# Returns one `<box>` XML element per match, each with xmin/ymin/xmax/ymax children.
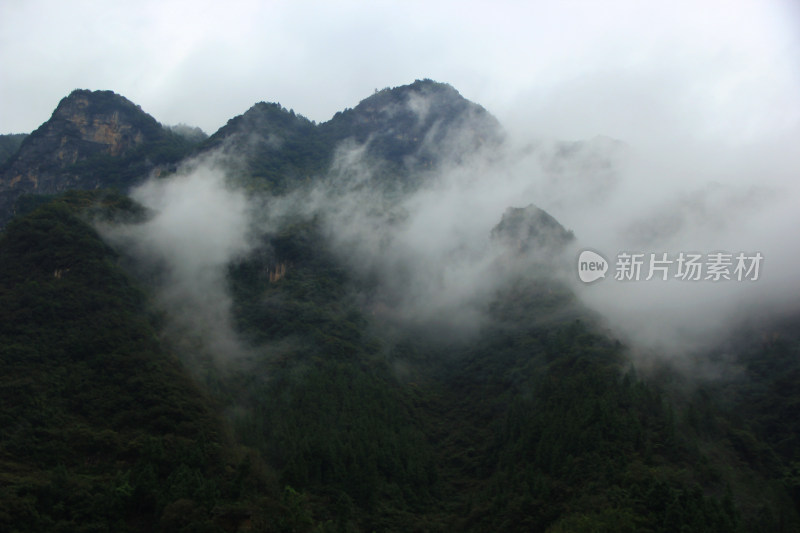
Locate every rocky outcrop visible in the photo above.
<box><xmin>0</xmin><ymin>90</ymin><xmax>167</xmax><ymax>225</ymax></box>
<box><xmin>268</xmin><ymin>262</ymin><xmax>289</xmax><ymax>283</ymax></box>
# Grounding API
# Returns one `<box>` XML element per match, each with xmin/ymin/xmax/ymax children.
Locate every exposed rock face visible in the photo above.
<box><xmin>0</xmin><ymin>90</ymin><xmax>165</xmax><ymax>224</ymax></box>
<box><xmin>491</xmin><ymin>204</ymin><xmax>574</xmax><ymax>255</ymax></box>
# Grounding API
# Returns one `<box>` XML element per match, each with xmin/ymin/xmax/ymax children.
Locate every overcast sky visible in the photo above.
<box><xmin>1</xmin><ymin>0</ymin><xmax>798</xmax><ymax>144</ymax></box>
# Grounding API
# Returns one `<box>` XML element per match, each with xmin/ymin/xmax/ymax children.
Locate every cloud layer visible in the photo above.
<box><xmin>101</xmin><ymin>155</ymin><xmax>256</xmax><ymax>362</ymax></box>
<box><xmin>96</xmin><ymin>77</ymin><xmax>800</xmax><ymax>368</ymax></box>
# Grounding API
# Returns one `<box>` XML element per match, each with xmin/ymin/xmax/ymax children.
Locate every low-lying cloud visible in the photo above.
<box><xmin>98</xmin><ymin>87</ymin><xmax>800</xmax><ymax>371</ymax></box>
<box><xmin>560</xmin><ymin>136</ymin><xmax>800</xmax><ymax>358</ymax></box>
<box><xmin>299</xmin><ymin>112</ymin><xmax>800</xmax><ymax>359</ymax></box>
<box><xmin>100</xmin><ymin>154</ymin><xmax>256</xmax><ymax>363</ymax></box>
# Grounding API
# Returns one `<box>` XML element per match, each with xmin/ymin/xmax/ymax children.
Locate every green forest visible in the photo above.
<box><xmin>0</xmin><ymin>192</ymin><xmax>797</xmax><ymax>532</ymax></box>
<box><xmin>0</xmin><ymin>82</ymin><xmax>798</xmax><ymax>532</ymax></box>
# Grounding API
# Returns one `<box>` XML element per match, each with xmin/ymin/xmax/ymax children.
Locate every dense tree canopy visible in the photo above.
<box><xmin>0</xmin><ymin>82</ymin><xmax>797</xmax><ymax>531</ymax></box>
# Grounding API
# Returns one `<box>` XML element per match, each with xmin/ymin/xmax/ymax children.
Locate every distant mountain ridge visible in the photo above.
<box><xmin>0</xmin><ymin>80</ymin><xmax>504</xmax><ymax>221</ymax></box>
<box><xmin>194</xmin><ymin>79</ymin><xmax>504</xmax><ymax>192</ymax></box>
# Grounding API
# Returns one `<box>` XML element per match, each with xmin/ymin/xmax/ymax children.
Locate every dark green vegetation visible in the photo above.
<box><xmin>0</xmin><ymin>81</ymin><xmax>798</xmax><ymax>531</ymax></box>
<box><xmin>61</xmin><ymin>125</ymin><xmax>204</xmax><ymax>192</ymax></box>
<box><xmin>201</xmin><ymin>103</ymin><xmax>327</xmax><ymax>194</ymax></box>
<box><xmin>221</xmin><ymin>217</ymin><xmax>797</xmax><ymax>532</ymax></box>
<box><xmin>0</xmin><ymin>194</ymin><xmax>294</xmax><ymax>532</ymax></box>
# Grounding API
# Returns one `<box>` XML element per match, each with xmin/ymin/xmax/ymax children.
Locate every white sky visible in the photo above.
<box><xmin>1</xmin><ymin>0</ymin><xmax>798</xmax><ymax>144</ymax></box>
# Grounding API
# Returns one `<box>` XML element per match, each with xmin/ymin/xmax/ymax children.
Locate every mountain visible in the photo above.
<box><xmin>199</xmin><ymin>101</ymin><xmax>326</xmax><ymax>193</ymax></box>
<box><xmin>0</xmin><ymin>90</ymin><xmax>203</xmax><ymax>225</ymax></box>
<box><xmin>0</xmin><ymin>81</ymin><xmax>798</xmax><ymax>532</ymax></box>
<box><xmin>491</xmin><ymin>204</ymin><xmax>575</xmax><ymax>254</ymax></box>
<box><xmin>192</xmin><ymin>79</ymin><xmax>503</xmax><ymax>194</ymax></box>
<box><xmin>320</xmin><ymin>79</ymin><xmax>503</xmax><ymax>172</ymax></box>
<box><xmin>0</xmin><ymin>81</ymin><xmax>499</xmax><ymax>217</ymax></box>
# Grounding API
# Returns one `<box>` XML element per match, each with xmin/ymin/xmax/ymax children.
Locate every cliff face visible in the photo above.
<box><xmin>0</xmin><ymin>90</ymin><xmax>167</xmax><ymax>224</ymax></box>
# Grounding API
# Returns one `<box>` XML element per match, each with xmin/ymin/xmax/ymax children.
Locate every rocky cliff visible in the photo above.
<box><xmin>0</xmin><ymin>90</ymin><xmax>193</xmax><ymax>225</ymax></box>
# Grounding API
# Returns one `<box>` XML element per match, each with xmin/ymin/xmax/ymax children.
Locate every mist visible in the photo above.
<box><xmin>253</xmin><ymin>132</ymin><xmax>575</xmax><ymax>340</ymax></box>
<box><xmin>559</xmin><ymin>133</ymin><xmax>800</xmax><ymax>357</ymax></box>
<box><xmin>292</xmin><ymin>96</ymin><xmax>800</xmax><ymax>359</ymax></box>
<box><xmin>100</xmin><ymin>154</ymin><xmax>257</xmax><ymax>363</ymax></box>
<box><xmin>95</xmin><ymin>82</ymin><xmax>799</xmax><ymax>371</ymax></box>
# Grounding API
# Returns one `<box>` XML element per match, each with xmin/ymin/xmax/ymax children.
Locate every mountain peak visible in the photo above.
<box><xmin>0</xmin><ymin>89</ymin><xmax>190</xmax><ymax>225</ymax></box>
<box><xmin>357</xmin><ymin>78</ymin><xmax>463</xmax><ymax>109</ymax></box>
<box><xmin>56</xmin><ymin>88</ymin><xmax>147</xmax><ymax>115</ymax></box>
<box><xmin>207</xmin><ymin>100</ymin><xmax>314</xmax><ymax>145</ymax></box>
<box><xmin>491</xmin><ymin>204</ymin><xmax>575</xmax><ymax>254</ymax></box>
<box><xmin>45</xmin><ymin>89</ymin><xmax>163</xmax><ymax>153</ymax></box>
<box><xmin>332</xmin><ymin>78</ymin><xmax>492</xmax><ymax>130</ymax></box>
<box><xmin>321</xmin><ymin>79</ymin><xmax>503</xmax><ymax>175</ymax></box>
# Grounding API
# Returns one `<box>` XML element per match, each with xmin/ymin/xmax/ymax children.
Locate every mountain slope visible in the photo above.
<box><xmin>1</xmin><ymin>80</ymin><xmax>502</xmax><ymax>222</ymax></box>
<box><xmin>0</xmin><ymin>193</ymin><xmax>264</xmax><ymax>532</ymax></box>
<box><xmin>0</xmin><ymin>81</ymin><xmax>797</xmax><ymax>531</ymax></box>
<box><xmin>220</xmin><ymin>208</ymin><xmax>786</xmax><ymax>532</ymax></box>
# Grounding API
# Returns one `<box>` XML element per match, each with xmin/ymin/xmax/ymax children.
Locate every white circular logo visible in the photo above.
<box><xmin>578</xmin><ymin>250</ymin><xmax>608</xmax><ymax>283</ymax></box>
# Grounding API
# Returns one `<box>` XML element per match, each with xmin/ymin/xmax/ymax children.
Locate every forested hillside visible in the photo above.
<box><xmin>0</xmin><ymin>81</ymin><xmax>797</xmax><ymax>532</ymax></box>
